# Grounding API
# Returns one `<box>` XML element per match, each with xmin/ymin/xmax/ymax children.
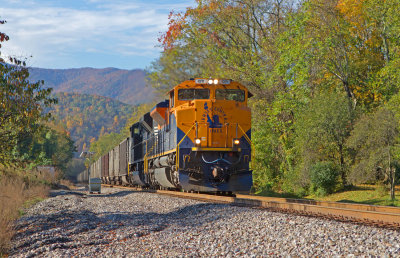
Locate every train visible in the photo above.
<box><xmin>79</xmin><ymin>78</ymin><xmax>253</xmax><ymax>193</ymax></box>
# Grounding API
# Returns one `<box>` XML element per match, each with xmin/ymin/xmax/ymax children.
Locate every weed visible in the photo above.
<box><xmin>0</xmin><ymin>167</ymin><xmax>51</xmax><ymax>256</ymax></box>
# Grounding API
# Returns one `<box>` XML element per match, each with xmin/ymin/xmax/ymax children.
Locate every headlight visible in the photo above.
<box><xmin>208</xmin><ymin>79</ymin><xmax>213</xmax><ymax>84</ymax></box>
<box><xmin>213</xmin><ymin>79</ymin><xmax>219</xmax><ymax>84</ymax></box>
<box><xmin>195</xmin><ymin>138</ymin><xmax>201</xmax><ymax>145</ymax></box>
<box><xmin>233</xmin><ymin>139</ymin><xmax>240</xmax><ymax>145</ymax></box>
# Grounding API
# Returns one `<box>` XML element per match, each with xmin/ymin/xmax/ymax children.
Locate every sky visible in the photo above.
<box><xmin>0</xmin><ymin>0</ymin><xmax>195</xmax><ymax>70</ymax></box>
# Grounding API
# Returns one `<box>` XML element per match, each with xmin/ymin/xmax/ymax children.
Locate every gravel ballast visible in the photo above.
<box><xmin>10</xmin><ymin>187</ymin><xmax>400</xmax><ymax>257</ymax></box>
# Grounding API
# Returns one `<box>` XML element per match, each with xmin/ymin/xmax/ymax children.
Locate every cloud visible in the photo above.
<box><xmin>0</xmin><ymin>0</ymin><xmax>195</xmax><ymax>69</ymax></box>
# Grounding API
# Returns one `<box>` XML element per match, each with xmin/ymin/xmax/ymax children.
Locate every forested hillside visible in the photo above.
<box><xmin>88</xmin><ymin>102</ymin><xmax>155</xmax><ymax>163</ymax></box>
<box><xmin>47</xmin><ymin>92</ymin><xmax>135</xmax><ymax>153</ymax></box>
<box><xmin>29</xmin><ymin>67</ymin><xmax>154</xmax><ymax>105</ymax></box>
<box><xmin>148</xmin><ymin>0</ymin><xmax>400</xmax><ymax>199</ymax></box>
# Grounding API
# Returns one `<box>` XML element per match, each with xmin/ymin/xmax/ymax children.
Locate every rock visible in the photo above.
<box><xmin>9</xmin><ymin>187</ymin><xmax>400</xmax><ymax>257</ymax></box>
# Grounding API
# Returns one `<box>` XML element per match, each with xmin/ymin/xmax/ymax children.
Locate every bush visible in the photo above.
<box><xmin>310</xmin><ymin>161</ymin><xmax>339</xmax><ymax>196</ymax></box>
<box><xmin>375</xmin><ymin>183</ymin><xmax>388</xmax><ymax>197</ymax></box>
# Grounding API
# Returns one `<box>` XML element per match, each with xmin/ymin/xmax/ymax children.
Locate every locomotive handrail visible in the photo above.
<box><xmin>238</xmin><ymin>124</ymin><xmax>254</xmax><ymax>161</ymax></box>
<box><xmin>176</xmin><ymin>123</ymin><xmax>196</xmax><ymax>171</ymax></box>
<box><xmin>238</xmin><ymin>124</ymin><xmax>252</xmax><ymax>146</ymax></box>
<box><xmin>144</xmin><ymin>136</ymin><xmax>158</xmax><ymax>174</ymax></box>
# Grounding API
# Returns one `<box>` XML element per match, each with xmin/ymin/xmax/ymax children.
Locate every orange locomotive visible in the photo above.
<box><xmin>93</xmin><ymin>78</ymin><xmax>253</xmax><ymax>193</ymax></box>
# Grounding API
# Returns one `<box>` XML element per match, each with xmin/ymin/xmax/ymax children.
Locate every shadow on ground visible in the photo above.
<box><xmin>11</xmin><ymin>190</ymin><xmax>235</xmax><ymax>255</ymax></box>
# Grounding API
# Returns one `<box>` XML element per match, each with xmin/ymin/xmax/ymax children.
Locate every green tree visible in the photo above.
<box><xmin>151</xmin><ymin>0</ymin><xmax>296</xmax><ymax>98</ymax></box>
<box><xmin>89</xmin><ymin>132</ymin><xmax>127</xmax><ymax>163</ymax></box>
<box><xmin>147</xmin><ymin>46</ymin><xmax>208</xmax><ymax>97</ymax></box>
<box><xmin>310</xmin><ymin>161</ymin><xmax>340</xmax><ymax>196</ymax></box>
<box><xmin>0</xmin><ymin>19</ymin><xmax>57</xmax><ymax>166</ymax></box>
<box><xmin>346</xmin><ymin>107</ymin><xmax>399</xmax><ymax>200</ymax></box>
<box><xmin>362</xmin><ymin>0</ymin><xmax>400</xmax><ymax>103</ymax></box>
<box><xmin>294</xmin><ymin>90</ymin><xmax>355</xmax><ymax>188</ymax></box>
<box><xmin>279</xmin><ymin>0</ymin><xmax>400</xmax><ymax>108</ymax></box>
<box><xmin>14</xmin><ymin>123</ymin><xmax>76</xmax><ymax>172</ymax></box>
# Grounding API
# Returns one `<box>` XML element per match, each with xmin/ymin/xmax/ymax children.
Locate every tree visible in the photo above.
<box><xmin>346</xmin><ymin>107</ymin><xmax>399</xmax><ymax>200</ymax></box>
<box><xmin>15</xmin><ymin>123</ymin><xmax>76</xmax><ymax>171</ymax></box>
<box><xmin>337</xmin><ymin>0</ymin><xmax>400</xmax><ymax>104</ymax></box>
<box><xmin>147</xmin><ymin>46</ymin><xmax>209</xmax><ymax>97</ymax></box>
<box><xmin>310</xmin><ymin>161</ymin><xmax>340</xmax><ymax>196</ymax></box>
<box><xmin>278</xmin><ymin>0</ymin><xmax>400</xmax><ymax>109</ymax></box>
<box><xmin>0</xmin><ymin>20</ymin><xmax>10</xmax><ymax>61</ymax></box>
<box><xmin>294</xmin><ymin>90</ymin><xmax>355</xmax><ymax>187</ymax></box>
<box><xmin>89</xmin><ymin>132</ymin><xmax>127</xmax><ymax>163</ymax></box>
<box><xmin>0</xmin><ymin>19</ymin><xmax>57</xmax><ymax>166</ymax></box>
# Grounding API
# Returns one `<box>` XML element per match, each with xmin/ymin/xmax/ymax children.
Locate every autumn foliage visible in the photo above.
<box><xmin>47</xmin><ymin>92</ymin><xmax>134</xmax><ymax>153</ymax></box>
<box><xmin>159</xmin><ymin>11</ymin><xmax>188</xmax><ymax>50</ymax></box>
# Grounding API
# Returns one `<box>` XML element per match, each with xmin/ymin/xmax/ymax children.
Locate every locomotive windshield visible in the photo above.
<box><xmin>178</xmin><ymin>89</ymin><xmax>210</xmax><ymax>100</ymax></box>
<box><xmin>215</xmin><ymin>89</ymin><xmax>245</xmax><ymax>102</ymax></box>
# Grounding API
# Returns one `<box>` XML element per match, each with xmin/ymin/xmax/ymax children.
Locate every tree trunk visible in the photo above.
<box><xmin>390</xmin><ymin>167</ymin><xmax>396</xmax><ymax>201</ymax></box>
<box><xmin>339</xmin><ymin>144</ymin><xmax>347</xmax><ymax>186</ymax></box>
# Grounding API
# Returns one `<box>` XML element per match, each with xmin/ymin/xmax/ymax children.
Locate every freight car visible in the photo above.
<box><xmin>89</xmin><ymin>78</ymin><xmax>253</xmax><ymax>193</ymax></box>
<box><xmin>76</xmin><ymin>168</ymin><xmax>89</xmax><ymax>183</ymax></box>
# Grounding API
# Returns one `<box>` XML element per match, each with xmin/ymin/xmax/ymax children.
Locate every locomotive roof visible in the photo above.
<box><xmin>168</xmin><ymin>78</ymin><xmax>253</xmax><ymax>97</ymax></box>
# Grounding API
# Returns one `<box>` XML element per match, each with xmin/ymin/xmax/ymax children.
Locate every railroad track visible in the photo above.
<box><xmin>101</xmin><ymin>184</ymin><xmax>400</xmax><ymax>230</ymax></box>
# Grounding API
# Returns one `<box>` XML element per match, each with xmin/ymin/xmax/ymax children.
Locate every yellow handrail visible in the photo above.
<box><xmin>238</xmin><ymin>124</ymin><xmax>255</xmax><ymax>163</ymax></box>
<box><xmin>144</xmin><ymin>137</ymin><xmax>158</xmax><ymax>174</ymax></box>
<box><xmin>238</xmin><ymin>124</ymin><xmax>253</xmax><ymax>147</ymax></box>
<box><xmin>176</xmin><ymin>123</ymin><xmax>196</xmax><ymax>171</ymax></box>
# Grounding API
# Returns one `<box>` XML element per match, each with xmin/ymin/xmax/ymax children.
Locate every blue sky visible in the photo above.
<box><xmin>0</xmin><ymin>0</ymin><xmax>195</xmax><ymax>70</ymax></box>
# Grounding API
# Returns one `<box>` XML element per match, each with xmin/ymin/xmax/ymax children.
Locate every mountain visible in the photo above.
<box><xmin>47</xmin><ymin>92</ymin><xmax>135</xmax><ymax>153</ymax></box>
<box><xmin>29</xmin><ymin>67</ymin><xmax>154</xmax><ymax>105</ymax></box>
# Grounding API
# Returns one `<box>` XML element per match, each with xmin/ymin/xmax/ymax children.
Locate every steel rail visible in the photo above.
<box><xmin>235</xmin><ymin>194</ymin><xmax>400</xmax><ymax>214</ymax></box>
<box><xmin>101</xmin><ymin>184</ymin><xmax>400</xmax><ymax>229</ymax></box>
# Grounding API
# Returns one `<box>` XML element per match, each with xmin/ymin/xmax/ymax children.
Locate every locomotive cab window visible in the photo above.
<box><xmin>178</xmin><ymin>89</ymin><xmax>209</xmax><ymax>100</ymax></box>
<box><xmin>215</xmin><ymin>89</ymin><xmax>245</xmax><ymax>102</ymax></box>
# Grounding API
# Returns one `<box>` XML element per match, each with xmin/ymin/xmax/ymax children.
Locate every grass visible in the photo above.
<box><xmin>308</xmin><ymin>184</ymin><xmax>400</xmax><ymax>207</ymax></box>
<box><xmin>257</xmin><ymin>184</ymin><xmax>400</xmax><ymax>207</ymax></box>
<box><xmin>0</xmin><ymin>167</ymin><xmax>54</xmax><ymax>256</ymax></box>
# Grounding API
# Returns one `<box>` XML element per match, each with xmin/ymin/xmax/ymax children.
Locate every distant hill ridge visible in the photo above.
<box><xmin>28</xmin><ymin>67</ymin><xmax>154</xmax><ymax>105</ymax></box>
<box><xmin>47</xmin><ymin>92</ymin><xmax>135</xmax><ymax>153</ymax></box>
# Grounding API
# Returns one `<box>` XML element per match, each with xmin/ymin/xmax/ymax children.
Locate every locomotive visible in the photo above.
<box><xmin>88</xmin><ymin>78</ymin><xmax>253</xmax><ymax>193</ymax></box>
